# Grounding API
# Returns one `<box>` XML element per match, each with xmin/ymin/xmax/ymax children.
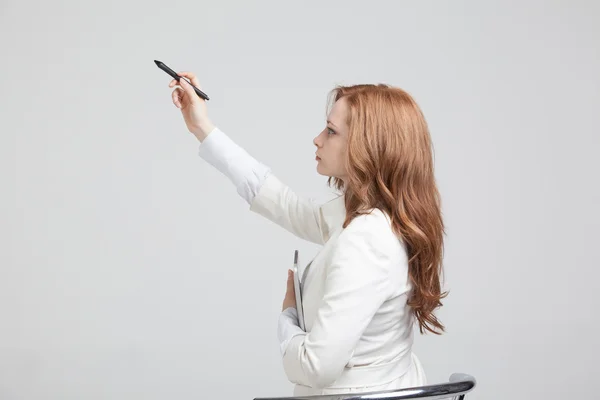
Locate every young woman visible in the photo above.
<box><xmin>168</xmin><ymin>73</ymin><xmax>446</xmax><ymax>396</ymax></box>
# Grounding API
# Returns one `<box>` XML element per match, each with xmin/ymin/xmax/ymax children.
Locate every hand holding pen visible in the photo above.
<box><xmin>155</xmin><ymin>60</ymin><xmax>215</xmax><ymax>142</ymax></box>
<box><xmin>155</xmin><ymin>60</ymin><xmax>210</xmax><ymax>100</ymax></box>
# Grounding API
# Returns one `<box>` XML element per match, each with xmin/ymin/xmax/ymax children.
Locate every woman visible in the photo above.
<box><xmin>168</xmin><ymin>73</ymin><xmax>446</xmax><ymax>395</ymax></box>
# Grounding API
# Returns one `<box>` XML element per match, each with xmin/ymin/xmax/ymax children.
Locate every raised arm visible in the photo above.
<box><xmin>198</xmin><ymin>127</ymin><xmax>336</xmax><ymax>245</ymax></box>
<box><xmin>168</xmin><ymin>72</ymin><xmax>336</xmax><ymax>245</ymax></box>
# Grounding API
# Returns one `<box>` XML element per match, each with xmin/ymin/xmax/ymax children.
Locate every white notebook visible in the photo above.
<box><xmin>292</xmin><ymin>250</ymin><xmax>306</xmax><ymax>331</ymax></box>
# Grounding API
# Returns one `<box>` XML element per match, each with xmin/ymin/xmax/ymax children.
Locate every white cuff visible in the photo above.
<box><xmin>197</xmin><ymin>127</ymin><xmax>271</xmax><ymax>205</ymax></box>
<box><xmin>278</xmin><ymin>307</ymin><xmax>305</xmax><ymax>357</ymax></box>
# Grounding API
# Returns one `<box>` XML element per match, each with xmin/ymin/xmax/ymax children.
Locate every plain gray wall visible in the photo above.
<box><xmin>1</xmin><ymin>0</ymin><xmax>598</xmax><ymax>399</ymax></box>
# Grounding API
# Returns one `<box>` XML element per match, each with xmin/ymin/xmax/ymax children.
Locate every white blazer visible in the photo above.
<box><xmin>198</xmin><ymin>127</ymin><xmax>426</xmax><ymax>395</ymax></box>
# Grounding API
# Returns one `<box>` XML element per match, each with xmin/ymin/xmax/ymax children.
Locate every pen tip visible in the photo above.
<box><xmin>154</xmin><ymin>60</ymin><xmax>161</xmax><ymax>65</ymax></box>
<box><xmin>294</xmin><ymin>250</ymin><xmax>298</xmax><ymax>264</ymax></box>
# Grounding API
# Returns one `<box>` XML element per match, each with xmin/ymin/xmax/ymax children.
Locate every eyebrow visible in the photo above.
<box><xmin>327</xmin><ymin>120</ymin><xmax>338</xmax><ymax>128</ymax></box>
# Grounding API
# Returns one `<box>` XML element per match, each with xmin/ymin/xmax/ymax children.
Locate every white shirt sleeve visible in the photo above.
<box><xmin>278</xmin><ymin>307</ymin><xmax>306</xmax><ymax>356</ymax></box>
<box><xmin>197</xmin><ymin>127</ymin><xmax>271</xmax><ymax>205</ymax></box>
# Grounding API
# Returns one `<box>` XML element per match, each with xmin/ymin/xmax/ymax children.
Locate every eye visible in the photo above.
<box><xmin>327</xmin><ymin>127</ymin><xmax>336</xmax><ymax>135</ymax></box>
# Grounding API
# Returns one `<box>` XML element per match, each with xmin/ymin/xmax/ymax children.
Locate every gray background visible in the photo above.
<box><xmin>1</xmin><ymin>0</ymin><xmax>598</xmax><ymax>399</ymax></box>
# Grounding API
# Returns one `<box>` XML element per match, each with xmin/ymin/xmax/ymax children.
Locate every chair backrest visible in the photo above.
<box><xmin>254</xmin><ymin>373</ymin><xmax>476</xmax><ymax>400</ymax></box>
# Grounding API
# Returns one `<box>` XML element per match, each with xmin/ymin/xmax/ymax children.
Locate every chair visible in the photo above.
<box><xmin>254</xmin><ymin>373</ymin><xmax>476</xmax><ymax>400</ymax></box>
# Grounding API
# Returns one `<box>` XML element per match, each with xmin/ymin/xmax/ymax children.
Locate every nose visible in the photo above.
<box><xmin>313</xmin><ymin>129</ymin><xmax>325</xmax><ymax>148</ymax></box>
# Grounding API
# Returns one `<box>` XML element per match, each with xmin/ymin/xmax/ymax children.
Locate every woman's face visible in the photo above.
<box><xmin>313</xmin><ymin>97</ymin><xmax>349</xmax><ymax>180</ymax></box>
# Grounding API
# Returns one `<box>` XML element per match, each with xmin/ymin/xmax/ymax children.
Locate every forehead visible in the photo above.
<box><xmin>328</xmin><ymin>97</ymin><xmax>348</xmax><ymax>126</ymax></box>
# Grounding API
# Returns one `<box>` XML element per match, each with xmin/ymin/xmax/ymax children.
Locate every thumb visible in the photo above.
<box><xmin>179</xmin><ymin>78</ymin><xmax>197</xmax><ymax>102</ymax></box>
<box><xmin>287</xmin><ymin>270</ymin><xmax>294</xmax><ymax>288</ymax></box>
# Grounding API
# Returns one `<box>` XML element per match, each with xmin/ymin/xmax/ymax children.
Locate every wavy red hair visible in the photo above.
<box><xmin>327</xmin><ymin>84</ymin><xmax>447</xmax><ymax>334</ymax></box>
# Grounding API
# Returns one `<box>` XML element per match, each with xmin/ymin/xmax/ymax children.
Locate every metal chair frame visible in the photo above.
<box><xmin>254</xmin><ymin>373</ymin><xmax>476</xmax><ymax>400</ymax></box>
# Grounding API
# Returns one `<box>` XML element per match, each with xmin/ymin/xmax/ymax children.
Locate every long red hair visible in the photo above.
<box><xmin>327</xmin><ymin>84</ymin><xmax>447</xmax><ymax>334</ymax></box>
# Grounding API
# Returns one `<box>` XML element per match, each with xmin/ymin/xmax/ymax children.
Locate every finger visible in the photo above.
<box><xmin>169</xmin><ymin>77</ymin><xmax>185</xmax><ymax>88</ymax></box>
<box><xmin>178</xmin><ymin>78</ymin><xmax>197</xmax><ymax>103</ymax></box>
<box><xmin>176</xmin><ymin>71</ymin><xmax>201</xmax><ymax>87</ymax></box>
<box><xmin>168</xmin><ymin>77</ymin><xmax>196</xmax><ymax>89</ymax></box>
<box><xmin>172</xmin><ymin>88</ymin><xmax>184</xmax><ymax>108</ymax></box>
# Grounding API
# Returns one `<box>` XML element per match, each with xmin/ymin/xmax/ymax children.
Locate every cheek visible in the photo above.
<box><xmin>330</xmin><ymin>143</ymin><xmax>347</xmax><ymax>173</ymax></box>
<box><xmin>334</xmin><ymin>142</ymin><xmax>347</xmax><ymax>162</ymax></box>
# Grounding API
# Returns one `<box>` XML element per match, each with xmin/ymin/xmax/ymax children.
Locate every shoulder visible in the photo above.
<box><xmin>344</xmin><ymin>208</ymin><xmax>396</xmax><ymax>240</ymax></box>
<box><xmin>334</xmin><ymin>208</ymin><xmax>405</xmax><ymax>264</ymax></box>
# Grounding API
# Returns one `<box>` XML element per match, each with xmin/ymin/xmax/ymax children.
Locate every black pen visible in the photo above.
<box><xmin>154</xmin><ymin>60</ymin><xmax>210</xmax><ymax>101</ymax></box>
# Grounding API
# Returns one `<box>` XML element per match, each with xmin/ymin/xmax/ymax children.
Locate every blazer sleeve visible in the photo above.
<box><xmin>249</xmin><ymin>173</ymin><xmax>337</xmax><ymax>245</ymax></box>
<box><xmin>281</xmin><ymin>212</ymin><xmax>398</xmax><ymax>389</ymax></box>
<box><xmin>197</xmin><ymin>126</ymin><xmax>335</xmax><ymax>245</ymax></box>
